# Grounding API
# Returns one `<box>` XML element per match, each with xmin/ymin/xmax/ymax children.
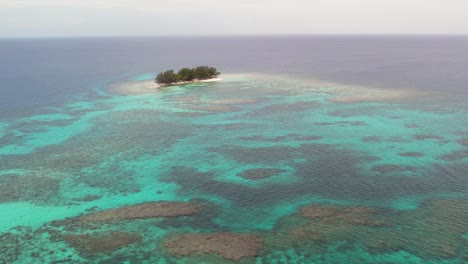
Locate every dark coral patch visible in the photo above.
<box><xmin>315</xmin><ymin>121</ymin><xmax>366</xmax><ymax>126</ymax></box>
<box><xmin>413</xmin><ymin>134</ymin><xmax>444</xmax><ymax>141</ymax></box>
<box><xmin>180</xmin><ymin>105</ymin><xmax>238</xmax><ymax>112</ymax></box>
<box><xmin>272</xmin><ymin>199</ymin><xmax>468</xmax><ymax>260</ymax></box>
<box><xmin>164</xmin><ymin>233</ymin><xmax>263</xmax><ymax>260</ymax></box>
<box><xmin>0</xmin><ymin>174</ymin><xmax>60</xmax><ymax>203</ymax></box>
<box><xmin>207</xmin><ymin>145</ymin><xmax>299</xmax><ymax>165</ymax></box>
<box><xmin>0</xmin><ymin>229</ymin><xmax>31</xmax><ymax>263</ymax></box>
<box><xmin>172</xmin><ymin>143</ymin><xmax>468</xmax><ymax>206</ymax></box>
<box><xmin>238</xmin><ymin>135</ymin><xmax>289</xmax><ymax>142</ymax></box>
<box><xmin>282</xmin><ymin>205</ymin><xmax>391</xmax><ymax>249</ymax></box>
<box><xmin>294</xmin><ymin>135</ymin><xmax>323</xmax><ymax>141</ymax></box>
<box><xmin>404</xmin><ymin>123</ymin><xmax>420</xmax><ymax>128</ymax></box>
<box><xmin>437</xmin><ymin>151</ymin><xmax>468</xmax><ymax>161</ymax></box>
<box><xmin>361</xmin><ymin>136</ymin><xmax>409</xmax><ymax>143</ymax></box>
<box><xmin>74</xmin><ymin>201</ymin><xmax>202</xmax><ymax>223</ymax></box>
<box><xmin>458</xmin><ymin>138</ymin><xmax>468</xmax><ymax>147</ymax></box>
<box><xmin>300</xmin><ymin>205</ymin><xmax>386</xmax><ymax>227</ymax></box>
<box><xmin>71</xmin><ymin>195</ymin><xmax>102</xmax><ymax>202</ymax></box>
<box><xmin>238</xmin><ymin>134</ymin><xmax>322</xmax><ymax>143</ymax></box>
<box><xmin>238</xmin><ymin>168</ymin><xmax>286</xmax><ymax>180</ymax></box>
<box><xmin>363</xmin><ymin>199</ymin><xmax>468</xmax><ymax>259</ymax></box>
<box><xmin>258</xmin><ymin>101</ymin><xmax>319</xmax><ymax>113</ymax></box>
<box><xmin>398</xmin><ymin>152</ymin><xmax>424</xmax><ymax>157</ymax></box>
<box><xmin>361</xmin><ymin>136</ymin><xmax>384</xmax><ymax>143</ymax></box>
<box><xmin>372</xmin><ymin>164</ymin><xmax>417</xmax><ymax>173</ymax></box>
<box><xmin>62</xmin><ymin>232</ymin><xmax>141</xmax><ymax>256</ymax></box>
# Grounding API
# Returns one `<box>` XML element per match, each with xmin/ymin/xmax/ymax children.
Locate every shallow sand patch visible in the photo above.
<box><xmin>251</xmin><ymin>72</ymin><xmax>424</xmax><ymax>103</ymax></box>
<box><xmin>110</xmin><ymin>78</ymin><xmax>223</xmax><ymax>95</ymax></box>
<box><xmin>165</xmin><ymin>233</ymin><xmax>263</xmax><ymax>260</ymax></box>
<box><xmin>109</xmin><ymin>80</ymin><xmax>157</xmax><ymax>95</ymax></box>
<box><xmin>328</xmin><ymin>88</ymin><xmax>418</xmax><ymax>103</ymax></box>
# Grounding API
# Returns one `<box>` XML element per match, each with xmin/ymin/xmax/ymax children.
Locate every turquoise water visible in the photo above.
<box><xmin>1</xmin><ymin>73</ymin><xmax>468</xmax><ymax>263</ymax></box>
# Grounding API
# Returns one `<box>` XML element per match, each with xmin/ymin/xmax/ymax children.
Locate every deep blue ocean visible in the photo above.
<box><xmin>0</xmin><ymin>36</ymin><xmax>468</xmax><ymax>263</ymax></box>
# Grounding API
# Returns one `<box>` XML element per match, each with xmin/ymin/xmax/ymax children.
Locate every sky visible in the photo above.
<box><xmin>1</xmin><ymin>0</ymin><xmax>467</xmax><ymax>37</ymax></box>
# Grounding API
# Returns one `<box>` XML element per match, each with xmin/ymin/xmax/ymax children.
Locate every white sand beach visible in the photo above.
<box><xmin>109</xmin><ymin>78</ymin><xmax>222</xmax><ymax>95</ymax></box>
<box><xmin>155</xmin><ymin>78</ymin><xmax>223</xmax><ymax>88</ymax></box>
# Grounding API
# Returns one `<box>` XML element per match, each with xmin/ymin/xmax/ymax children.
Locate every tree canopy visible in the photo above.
<box><xmin>155</xmin><ymin>66</ymin><xmax>220</xmax><ymax>85</ymax></box>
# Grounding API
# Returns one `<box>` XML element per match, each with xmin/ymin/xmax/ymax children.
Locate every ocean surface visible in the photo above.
<box><xmin>0</xmin><ymin>36</ymin><xmax>468</xmax><ymax>263</ymax></box>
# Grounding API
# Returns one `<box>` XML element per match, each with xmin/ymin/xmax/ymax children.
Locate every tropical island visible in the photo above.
<box><xmin>155</xmin><ymin>66</ymin><xmax>221</xmax><ymax>88</ymax></box>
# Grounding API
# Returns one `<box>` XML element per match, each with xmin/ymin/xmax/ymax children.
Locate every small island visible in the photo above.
<box><xmin>155</xmin><ymin>66</ymin><xmax>221</xmax><ymax>88</ymax></box>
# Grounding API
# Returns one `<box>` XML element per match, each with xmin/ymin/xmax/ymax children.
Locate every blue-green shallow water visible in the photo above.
<box><xmin>1</xmin><ymin>72</ymin><xmax>468</xmax><ymax>263</ymax></box>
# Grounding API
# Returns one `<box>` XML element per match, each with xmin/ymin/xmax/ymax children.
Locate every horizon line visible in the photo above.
<box><xmin>1</xmin><ymin>33</ymin><xmax>468</xmax><ymax>40</ymax></box>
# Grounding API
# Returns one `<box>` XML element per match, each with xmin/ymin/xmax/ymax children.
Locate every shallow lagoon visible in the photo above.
<box><xmin>0</xmin><ymin>72</ymin><xmax>468</xmax><ymax>263</ymax></box>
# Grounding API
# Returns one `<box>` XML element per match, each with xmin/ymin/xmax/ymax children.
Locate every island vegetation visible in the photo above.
<box><xmin>155</xmin><ymin>66</ymin><xmax>220</xmax><ymax>87</ymax></box>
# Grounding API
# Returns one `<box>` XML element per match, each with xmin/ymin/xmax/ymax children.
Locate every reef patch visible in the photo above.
<box><xmin>0</xmin><ymin>173</ymin><xmax>60</xmax><ymax>203</ymax></box>
<box><xmin>74</xmin><ymin>201</ymin><xmax>202</xmax><ymax>223</ymax></box>
<box><xmin>62</xmin><ymin>231</ymin><xmax>141</xmax><ymax>256</ymax></box>
<box><xmin>300</xmin><ymin>205</ymin><xmax>386</xmax><ymax>227</ymax></box>
<box><xmin>398</xmin><ymin>152</ymin><xmax>424</xmax><ymax>157</ymax></box>
<box><xmin>437</xmin><ymin>151</ymin><xmax>468</xmax><ymax>161</ymax></box>
<box><xmin>237</xmin><ymin>168</ymin><xmax>286</xmax><ymax>180</ymax></box>
<box><xmin>371</xmin><ymin>164</ymin><xmax>417</xmax><ymax>173</ymax></box>
<box><xmin>458</xmin><ymin>138</ymin><xmax>468</xmax><ymax>147</ymax></box>
<box><xmin>413</xmin><ymin>134</ymin><xmax>444</xmax><ymax>141</ymax></box>
<box><xmin>315</xmin><ymin>121</ymin><xmax>366</xmax><ymax>127</ymax></box>
<box><xmin>164</xmin><ymin>233</ymin><xmax>263</xmax><ymax>260</ymax></box>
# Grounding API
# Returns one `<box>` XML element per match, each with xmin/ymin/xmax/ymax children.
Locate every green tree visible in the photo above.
<box><xmin>177</xmin><ymin>68</ymin><xmax>193</xmax><ymax>81</ymax></box>
<box><xmin>192</xmin><ymin>66</ymin><xmax>218</xmax><ymax>80</ymax></box>
<box><xmin>155</xmin><ymin>70</ymin><xmax>177</xmax><ymax>84</ymax></box>
<box><xmin>155</xmin><ymin>66</ymin><xmax>220</xmax><ymax>85</ymax></box>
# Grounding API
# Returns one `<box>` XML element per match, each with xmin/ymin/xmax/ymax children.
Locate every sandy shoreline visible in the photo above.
<box><xmin>109</xmin><ymin>72</ymin><xmax>426</xmax><ymax>103</ymax></box>
<box><xmin>156</xmin><ymin>78</ymin><xmax>223</xmax><ymax>88</ymax></box>
<box><xmin>109</xmin><ymin>77</ymin><xmax>222</xmax><ymax>95</ymax></box>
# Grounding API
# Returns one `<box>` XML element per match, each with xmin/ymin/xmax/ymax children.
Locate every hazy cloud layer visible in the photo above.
<box><xmin>1</xmin><ymin>0</ymin><xmax>467</xmax><ymax>37</ymax></box>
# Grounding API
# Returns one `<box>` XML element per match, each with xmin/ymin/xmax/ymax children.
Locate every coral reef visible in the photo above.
<box><xmin>237</xmin><ymin>168</ymin><xmax>286</xmax><ymax>180</ymax></box>
<box><xmin>75</xmin><ymin>202</ymin><xmax>202</xmax><ymax>223</ymax></box>
<box><xmin>458</xmin><ymin>138</ymin><xmax>468</xmax><ymax>147</ymax></box>
<box><xmin>210</xmin><ymin>98</ymin><xmax>260</xmax><ymax>105</ymax></box>
<box><xmin>0</xmin><ymin>173</ymin><xmax>60</xmax><ymax>203</ymax></box>
<box><xmin>413</xmin><ymin>134</ymin><xmax>445</xmax><ymax>141</ymax></box>
<box><xmin>315</xmin><ymin>121</ymin><xmax>366</xmax><ymax>126</ymax></box>
<box><xmin>398</xmin><ymin>152</ymin><xmax>424</xmax><ymax>157</ymax></box>
<box><xmin>272</xmin><ymin>200</ymin><xmax>468</xmax><ymax>260</ymax></box>
<box><xmin>371</xmin><ymin>164</ymin><xmax>417</xmax><ymax>173</ymax></box>
<box><xmin>165</xmin><ymin>233</ymin><xmax>263</xmax><ymax>260</ymax></box>
<box><xmin>62</xmin><ymin>232</ymin><xmax>141</xmax><ymax>256</ymax></box>
<box><xmin>438</xmin><ymin>151</ymin><xmax>468</xmax><ymax>161</ymax></box>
